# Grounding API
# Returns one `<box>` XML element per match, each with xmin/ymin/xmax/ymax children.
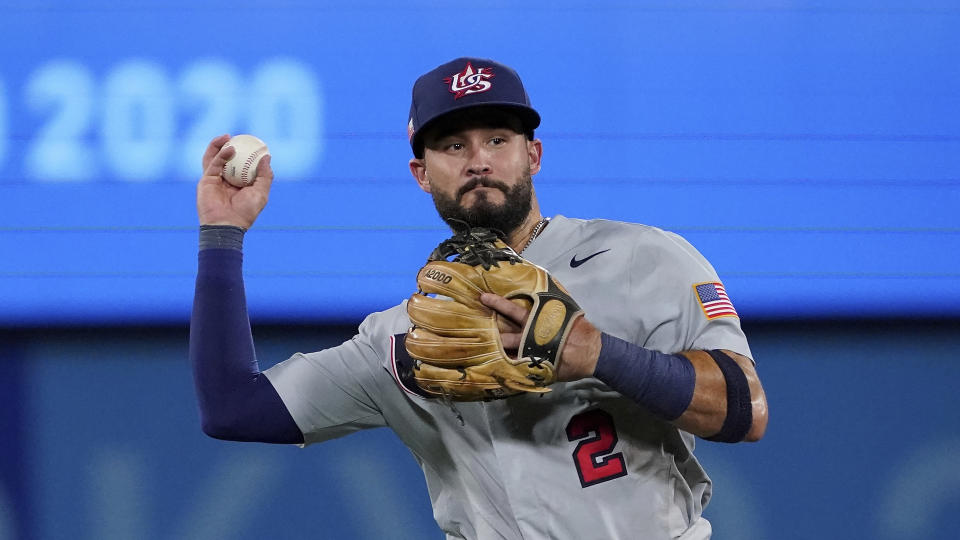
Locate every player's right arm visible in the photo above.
<box><xmin>189</xmin><ymin>135</ymin><xmax>303</xmax><ymax>444</ymax></box>
<box><xmin>191</xmin><ymin>136</ymin><xmax>390</xmax><ymax>444</ymax></box>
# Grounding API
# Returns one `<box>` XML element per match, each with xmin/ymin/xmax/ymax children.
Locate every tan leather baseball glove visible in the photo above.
<box><xmin>405</xmin><ymin>226</ymin><xmax>583</xmax><ymax>401</ymax></box>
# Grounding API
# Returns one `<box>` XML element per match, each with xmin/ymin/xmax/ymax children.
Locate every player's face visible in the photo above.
<box><xmin>410</xmin><ymin>118</ymin><xmax>542</xmax><ymax>233</ymax></box>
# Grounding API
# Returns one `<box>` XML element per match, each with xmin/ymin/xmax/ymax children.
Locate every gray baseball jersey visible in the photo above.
<box><xmin>265</xmin><ymin>214</ymin><xmax>752</xmax><ymax>540</ymax></box>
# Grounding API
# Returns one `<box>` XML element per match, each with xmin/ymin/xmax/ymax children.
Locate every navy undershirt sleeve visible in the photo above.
<box><xmin>189</xmin><ymin>233</ymin><xmax>303</xmax><ymax>444</ymax></box>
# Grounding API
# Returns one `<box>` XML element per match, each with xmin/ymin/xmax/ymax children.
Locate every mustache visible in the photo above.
<box><xmin>457</xmin><ymin>177</ymin><xmax>510</xmax><ymax>200</ymax></box>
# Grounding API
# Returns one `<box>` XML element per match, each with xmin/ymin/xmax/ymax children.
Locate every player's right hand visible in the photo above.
<box><xmin>196</xmin><ymin>134</ymin><xmax>274</xmax><ymax>229</ymax></box>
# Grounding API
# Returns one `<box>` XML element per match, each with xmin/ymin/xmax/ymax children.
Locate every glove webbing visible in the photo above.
<box><xmin>429</xmin><ymin>228</ymin><xmax>521</xmax><ymax>270</ymax></box>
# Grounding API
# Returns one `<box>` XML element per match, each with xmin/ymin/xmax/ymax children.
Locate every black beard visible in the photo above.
<box><xmin>431</xmin><ymin>171</ymin><xmax>533</xmax><ymax>236</ymax></box>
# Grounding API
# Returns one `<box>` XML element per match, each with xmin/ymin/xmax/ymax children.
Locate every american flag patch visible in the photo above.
<box><xmin>694</xmin><ymin>282</ymin><xmax>738</xmax><ymax>320</ymax></box>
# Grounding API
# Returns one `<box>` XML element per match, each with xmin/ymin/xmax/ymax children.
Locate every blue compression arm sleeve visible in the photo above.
<box><xmin>592</xmin><ymin>333</ymin><xmax>696</xmax><ymax>421</ymax></box>
<box><xmin>189</xmin><ymin>228</ymin><xmax>303</xmax><ymax>444</ymax></box>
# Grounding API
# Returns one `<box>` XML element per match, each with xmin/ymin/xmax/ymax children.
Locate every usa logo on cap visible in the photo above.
<box><xmin>445</xmin><ymin>62</ymin><xmax>495</xmax><ymax>99</ymax></box>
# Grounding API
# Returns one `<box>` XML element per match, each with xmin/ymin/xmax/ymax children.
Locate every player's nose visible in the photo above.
<box><xmin>466</xmin><ymin>163</ymin><xmax>493</xmax><ymax>177</ymax></box>
<box><xmin>465</xmin><ymin>146</ymin><xmax>493</xmax><ymax>177</ymax></box>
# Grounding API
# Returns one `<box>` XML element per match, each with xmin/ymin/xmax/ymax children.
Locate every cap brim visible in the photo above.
<box><xmin>412</xmin><ymin>102</ymin><xmax>541</xmax><ymax>157</ymax></box>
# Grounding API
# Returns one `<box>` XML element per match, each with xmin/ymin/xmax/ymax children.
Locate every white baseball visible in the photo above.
<box><xmin>221</xmin><ymin>134</ymin><xmax>270</xmax><ymax>188</ymax></box>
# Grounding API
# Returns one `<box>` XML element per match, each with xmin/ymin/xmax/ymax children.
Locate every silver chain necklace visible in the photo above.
<box><xmin>521</xmin><ymin>217</ymin><xmax>549</xmax><ymax>254</ymax></box>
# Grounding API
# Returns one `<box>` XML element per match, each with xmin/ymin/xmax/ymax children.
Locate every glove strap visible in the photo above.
<box><xmin>519</xmin><ymin>278</ymin><xmax>583</xmax><ymax>369</ymax></box>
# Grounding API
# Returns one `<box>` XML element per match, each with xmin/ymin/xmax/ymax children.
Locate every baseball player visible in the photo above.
<box><xmin>191</xmin><ymin>57</ymin><xmax>768</xmax><ymax>539</ymax></box>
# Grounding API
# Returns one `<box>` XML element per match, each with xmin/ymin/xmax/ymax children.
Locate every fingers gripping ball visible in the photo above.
<box><xmin>405</xmin><ymin>227</ymin><xmax>584</xmax><ymax>401</ymax></box>
<box><xmin>221</xmin><ymin>134</ymin><xmax>270</xmax><ymax>187</ymax></box>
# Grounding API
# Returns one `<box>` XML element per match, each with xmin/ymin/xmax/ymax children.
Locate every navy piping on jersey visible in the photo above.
<box><xmin>390</xmin><ymin>333</ymin><xmax>434</xmax><ymax>399</ymax></box>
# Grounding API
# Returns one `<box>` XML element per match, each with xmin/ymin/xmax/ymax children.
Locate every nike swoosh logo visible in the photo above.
<box><xmin>570</xmin><ymin>249</ymin><xmax>610</xmax><ymax>268</ymax></box>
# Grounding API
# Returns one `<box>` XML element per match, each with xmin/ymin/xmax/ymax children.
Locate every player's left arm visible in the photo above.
<box><xmin>580</xmin><ymin>329</ymin><xmax>768</xmax><ymax>443</ymax></box>
<box><xmin>482</xmin><ymin>293</ymin><xmax>768</xmax><ymax>443</ymax></box>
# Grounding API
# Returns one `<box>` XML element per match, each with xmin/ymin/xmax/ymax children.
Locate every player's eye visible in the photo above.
<box><xmin>490</xmin><ymin>137</ymin><xmax>506</xmax><ymax>146</ymax></box>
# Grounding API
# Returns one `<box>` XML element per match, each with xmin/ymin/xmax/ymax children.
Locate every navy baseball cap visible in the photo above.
<box><xmin>408</xmin><ymin>57</ymin><xmax>541</xmax><ymax>158</ymax></box>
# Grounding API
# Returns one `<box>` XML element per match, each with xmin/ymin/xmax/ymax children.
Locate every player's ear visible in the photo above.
<box><xmin>526</xmin><ymin>138</ymin><xmax>543</xmax><ymax>176</ymax></box>
<box><xmin>409</xmin><ymin>158</ymin><xmax>431</xmax><ymax>193</ymax></box>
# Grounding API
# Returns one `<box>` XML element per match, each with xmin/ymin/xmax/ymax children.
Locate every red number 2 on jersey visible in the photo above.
<box><xmin>566</xmin><ymin>409</ymin><xmax>628</xmax><ymax>488</ymax></box>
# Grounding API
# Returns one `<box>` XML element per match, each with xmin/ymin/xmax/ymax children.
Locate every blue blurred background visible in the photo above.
<box><xmin>1</xmin><ymin>1</ymin><xmax>958</xmax><ymax>538</ymax></box>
